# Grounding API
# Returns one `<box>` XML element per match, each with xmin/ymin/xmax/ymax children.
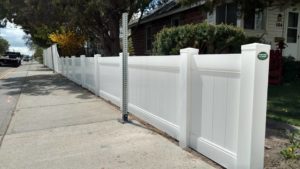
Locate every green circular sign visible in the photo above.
<box><xmin>257</xmin><ymin>52</ymin><xmax>268</xmax><ymax>60</ymax></box>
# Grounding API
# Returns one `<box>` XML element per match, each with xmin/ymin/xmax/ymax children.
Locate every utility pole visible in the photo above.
<box><xmin>121</xmin><ymin>13</ymin><xmax>129</xmax><ymax>122</ymax></box>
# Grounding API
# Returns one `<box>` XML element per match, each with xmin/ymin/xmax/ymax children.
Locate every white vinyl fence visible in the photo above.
<box><xmin>43</xmin><ymin>43</ymin><xmax>270</xmax><ymax>169</ymax></box>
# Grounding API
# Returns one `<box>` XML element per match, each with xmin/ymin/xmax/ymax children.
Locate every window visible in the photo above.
<box><xmin>244</xmin><ymin>9</ymin><xmax>264</xmax><ymax>30</ymax></box>
<box><xmin>146</xmin><ymin>26</ymin><xmax>152</xmax><ymax>51</ymax></box>
<box><xmin>287</xmin><ymin>12</ymin><xmax>299</xmax><ymax>43</ymax></box>
<box><xmin>171</xmin><ymin>17</ymin><xmax>180</xmax><ymax>27</ymax></box>
<box><xmin>216</xmin><ymin>3</ymin><xmax>237</xmax><ymax>26</ymax></box>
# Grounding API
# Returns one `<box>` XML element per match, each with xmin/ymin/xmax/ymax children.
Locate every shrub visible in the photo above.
<box><xmin>49</xmin><ymin>31</ymin><xmax>85</xmax><ymax>56</ymax></box>
<box><xmin>128</xmin><ymin>38</ymin><xmax>135</xmax><ymax>55</ymax></box>
<box><xmin>153</xmin><ymin>23</ymin><xmax>252</xmax><ymax>55</ymax></box>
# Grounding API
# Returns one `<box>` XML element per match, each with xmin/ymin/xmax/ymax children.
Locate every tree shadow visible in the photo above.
<box><xmin>1</xmin><ymin>67</ymin><xmax>97</xmax><ymax>100</ymax></box>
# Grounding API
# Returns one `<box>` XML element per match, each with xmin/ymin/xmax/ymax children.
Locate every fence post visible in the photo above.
<box><xmin>62</xmin><ymin>56</ymin><xmax>66</xmax><ymax>76</ymax></box>
<box><xmin>237</xmin><ymin>43</ymin><xmax>270</xmax><ymax>169</ymax></box>
<box><xmin>60</xmin><ymin>57</ymin><xmax>64</xmax><ymax>74</ymax></box>
<box><xmin>68</xmin><ymin>57</ymin><xmax>71</xmax><ymax>79</ymax></box>
<box><xmin>64</xmin><ymin>56</ymin><xmax>68</xmax><ymax>77</ymax></box>
<box><xmin>71</xmin><ymin>56</ymin><xmax>76</xmax><ymax>81</ymax></box>
<box><xmin>179</xmin><ymin>48</ymin><xmax>199</xmax><ymax>148</ymax></box>
<box><xmin>65</xmin><ymin>57</ymin><xmax>69</xmax><ymax>78</ymax></box>
<box><xmin>57</xmin><ymin>57</ymin><xmax>61</xmax><ymax>74</ymax></box>
<box><xmin>94</xmin><ymin>54</ymin><xmax>101</xmax><ymax>96</ymax></box>
<box><xmin>80</xmin><ymin>55</ymin><xmax>86</xmax><ymax>87</ymax></box>
<box><xmin>53</xmin><ymin>44</ymin><xmax>60</xmax><ymax>73</ymax></box>
<box><xmin>63</xmin><ymin>57</ymin><xmax>66</xmax><ymax>76</ymax></box>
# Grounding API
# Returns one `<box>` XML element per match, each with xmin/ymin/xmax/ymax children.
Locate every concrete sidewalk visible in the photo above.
<box><xmin>0</xmin><ymin>63</ymin><xmax>215</xmax><ymax>169</ymax></box>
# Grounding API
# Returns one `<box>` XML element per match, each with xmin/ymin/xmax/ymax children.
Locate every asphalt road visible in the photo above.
<box><xmin>0</xmin><ymin>64</ymin><xmax>28</xmax><ymax>141</ymax></box>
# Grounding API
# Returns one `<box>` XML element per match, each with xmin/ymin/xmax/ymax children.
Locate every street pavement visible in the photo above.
<box><xmin>0</xmin><ymin>62</ymin><xmax>215</xmax><ymax>169</ymax></box>
<box><xmin>0</xmin><ymin>63</ymin><xmax>28</xmax><ymax>140</ymax></box>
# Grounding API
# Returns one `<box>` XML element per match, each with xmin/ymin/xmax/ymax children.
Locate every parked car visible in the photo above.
<box><xmin>0</xmin><ymin>52</ymin><xmax>22</xmax><ymax>67</ymax></box>
<box><xmin>23</xmin><ymin>55</ymin><xmax>31</xmax><ymax>62</ymax></box>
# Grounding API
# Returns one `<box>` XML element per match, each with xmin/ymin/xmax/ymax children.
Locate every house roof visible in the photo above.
<box><xmin>129</xmin><ymin>0</ymin><xmax>205</xmax><ymax>27</ymax></box>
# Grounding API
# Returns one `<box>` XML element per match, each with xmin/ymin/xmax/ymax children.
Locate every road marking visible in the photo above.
<box><xmin>0</xmin><ymin>68</ymin><xmax>15</xmax><ymax>79</ymax></box>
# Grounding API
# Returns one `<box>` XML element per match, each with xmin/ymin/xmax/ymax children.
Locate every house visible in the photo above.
<box><xmin>129</xmin><ymin>0</ymin><xmax>300</xmax><ymax>61</ymax></box>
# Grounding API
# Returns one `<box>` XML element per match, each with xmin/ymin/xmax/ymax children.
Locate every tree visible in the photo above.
<box><xmin>0</xmin><ymin>36</ymin><xmax>9</xmax><ymax>55</ymax></box>
<box><xmin>0</xmin><ymin>0</ymin><xmax>169</xmax><ymax>56</ymax></box>
<box><xmin>0</xmin><ymin>0</ymin><xmax>68</xmax><ymax>48</ymax></box>
<box><xmin>49</xmin><ymin>30</ymin><xmax>85</xmax><ymax>56</ymax></box>
<box><xmin>33</xmin><ymin>47</ymin><xmax>43</xmax><ymax>64</ymax></box>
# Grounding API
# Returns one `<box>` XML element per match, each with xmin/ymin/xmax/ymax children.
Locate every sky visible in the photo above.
<box><xmin>0</xmin><ymin>22</ymin><xmax>33</xmax><ymax>56</ymax></box>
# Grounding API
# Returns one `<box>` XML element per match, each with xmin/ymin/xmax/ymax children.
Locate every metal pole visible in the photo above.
<box><xmin>122</xmin><ymin>13</ymin><xmax>129</xmax><ymax>122</ymax></box>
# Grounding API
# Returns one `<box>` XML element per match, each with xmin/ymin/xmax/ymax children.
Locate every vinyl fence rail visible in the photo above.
<box><xmin>43</xmin><ymin>43</ymin><xmax>270</xmax><ymax>169</ymax></box>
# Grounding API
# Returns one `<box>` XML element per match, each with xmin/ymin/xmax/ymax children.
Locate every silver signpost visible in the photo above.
<box><xmin>121</xmin><ymin>13</ymin><xmax>129</xmax><ymax>122</ymax></box>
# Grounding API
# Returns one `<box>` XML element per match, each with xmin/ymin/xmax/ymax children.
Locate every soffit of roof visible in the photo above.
<box><xmin>129</xmin><ymin>0</ymin><xmax>205</xmax><ymax>28</ymax></box>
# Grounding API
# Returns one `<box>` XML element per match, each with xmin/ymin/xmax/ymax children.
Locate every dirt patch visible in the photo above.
<box><xmin>264</xmin><ymin>127</ymin><xmax>300</xmax><ymax>169</ymax></box>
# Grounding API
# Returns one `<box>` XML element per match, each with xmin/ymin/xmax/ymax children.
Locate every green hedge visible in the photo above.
<box><xmin>153</xmin><ymin>23</ymin><xmax>260</xmax><ymax>55</ymax></box>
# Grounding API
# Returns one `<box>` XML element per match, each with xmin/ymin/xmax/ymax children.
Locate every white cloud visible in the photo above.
<box><xmin>0</xmin><ymin>22</ymin><xmax>33</xmax><ymax>55</ymax></box>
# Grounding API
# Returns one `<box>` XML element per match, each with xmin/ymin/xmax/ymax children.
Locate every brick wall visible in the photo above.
<box><xmin>131</xmin><ymin>7</ymin><xmax>207</xmax><ymax>55</ymax></box>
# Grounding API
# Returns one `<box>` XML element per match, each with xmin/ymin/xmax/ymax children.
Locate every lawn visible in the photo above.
<box><xmin>267</xmin><ymin>79</ymin><xmax>300</xmax><ymax>126</ymax></box>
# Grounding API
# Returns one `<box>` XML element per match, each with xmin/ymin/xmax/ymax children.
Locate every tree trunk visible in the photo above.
<box><xmin>101</xmin><ymin>15</ymin><xmax>121</xmax><ymax>56</ymax></box>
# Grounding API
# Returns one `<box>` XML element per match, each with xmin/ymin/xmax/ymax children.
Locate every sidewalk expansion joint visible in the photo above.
<box><xmin>16</xmin><ymin>100</ymin><xmax>102</xmax><ymax>110</ymax></box>
<box><xmin>6</xmin><ymin>118</ymin><xmax>119</xmax><ymax>136</ymax></box>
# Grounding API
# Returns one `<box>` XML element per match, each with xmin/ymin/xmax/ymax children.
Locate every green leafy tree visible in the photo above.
<box><xmin>0</xmin><ymin>36</ymin><xmax>9</xmax><ymax>55</ymax></box>
<box><xmin>33</xmin><ymin>46</ymin><xmax>43</xmax><ymax>64</ymax></box>
<box><xmin>0</xmin><ymin>0</ymin><xmax>169</xmax><ymax>56</ymax></box>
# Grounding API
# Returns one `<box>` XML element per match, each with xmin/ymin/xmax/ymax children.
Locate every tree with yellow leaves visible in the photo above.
<box><xmin>49</xmin><ymin>31</ymin><xmax>85</xmax><ymax>56</ymax></box>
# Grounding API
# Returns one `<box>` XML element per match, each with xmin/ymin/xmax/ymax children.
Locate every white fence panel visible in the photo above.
<box><xmin>61</xmin><ymin>57</ymin><xmax>65</xmax><ymax>77</ymax></box>
<box><xmin>128</xmin><ymin>56</ymin><xmax>181</xmax><ymax>139</ymax></box>
<box><xmin>43</xmin><ymin>47</ymin><xmax>53</xmax><ymax>69</ymax></box>
<box><xmin>52</xmin><ymin>45</ymin><xmax>60</xmax><ymax>72</ymax></box>
<box><xmin>67</xmin><ymin>57</ymin><xmax>72</xmax><ymax>80</ymax></box>
<box><xmin>84</xmin><ymin>57</ymin><xmax>96</xmax><ymax>92</ymax></box>
<box><xmin>42</xmin><ymin>45</ymin><xmax>60</xmax><ymax>72</ymax></box>
<box><xmin>99</xmin><ymin>56</ymin><xmax>121</xmax><ymax>106</ymax></box>
<box><xmin>72</xmin><ymin>57</ymin><xmax>82</xmax><ymax>85</ymax></box>
<box><xmin>58</xmin><ymin>57</ymin><xmax>63</xmax><ymax>74</ymax></box>
<box><xmin>189</xmin><ymin>53</ymin><xmax>241</xmax><ymax>168</ymax></box>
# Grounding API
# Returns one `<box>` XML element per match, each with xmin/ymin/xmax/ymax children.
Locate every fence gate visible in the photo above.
<box><xmin>187</xmin><ymin>44</ymin><xmax>270</xmax><ymax>169</ymax></box>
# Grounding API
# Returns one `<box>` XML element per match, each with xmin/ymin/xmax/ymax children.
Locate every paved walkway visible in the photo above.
<box><xmin>0</xmin><ymin>65</ymin><xmax>26</xmax><ymax>139</ymax></box>
<box><xmin>0</xmin><ymin>63</ymin><xmax>215</xmax><ymax>169</ymax></box>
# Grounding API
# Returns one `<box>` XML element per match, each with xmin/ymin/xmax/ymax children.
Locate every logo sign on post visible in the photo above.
<box><xmin>257</xmin><ymin>52</ymin><xmax>268</xmax><ymax>60</ymax></box>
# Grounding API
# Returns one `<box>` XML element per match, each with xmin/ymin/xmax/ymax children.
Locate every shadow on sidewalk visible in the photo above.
<box><xmin>1</xmin><ymin>71</ymin><xmax>95</xmax><ymax>100</ymax></box>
